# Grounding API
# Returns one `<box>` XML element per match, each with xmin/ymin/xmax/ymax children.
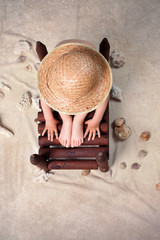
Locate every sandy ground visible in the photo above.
<box><xmin>0</xmin><ymin>0</ymin><xmax>160</xmax><ymax>239</ymax></box>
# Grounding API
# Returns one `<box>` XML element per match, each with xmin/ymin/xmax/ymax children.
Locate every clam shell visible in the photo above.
<box><xmin>138</xmin><ymin>150</ymin><xmax>148</xmax><ymax>158</ymax></box>
<box><xmin>120</xmin><ymin>162</ymin><xmax>127</xmax><ymax>169</ymax></box>
<box><xmin>114</xmin><ymin>124</ymin><xmax>131</xmax><ymax>140</ymax></box>
<box><xmin>140</xmin><ymin>131</ymin><xmax>151</xmax><ymax>141</ymax></box>
<box><xmin>113</xmin><ymin>118</ymin><xmax>126</xmax><ymax>127</ymax></box>
<box><xmin>17</xmin><ymin>55</ymin><xmax>27</xmax><ymax>63</ymax></box>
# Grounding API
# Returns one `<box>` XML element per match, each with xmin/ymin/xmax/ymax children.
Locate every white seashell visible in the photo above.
<box><xmin>0</xmin><ymin>125</ymin><xmax>14</xmax><ymax>137</ymax></box>
<box><xmin>17</xmin><ymin>91</ymin><xmax>32</xmax><ymax>111</ymax></box>
<box><xmin>110</xmin><ymin>50</ymin><xmax>125</xmax><ymax>68</ymax></box>
<box><xmin>111</xmin><ymin>85</ymin><xmax>123</xmax><ymax>101</ymax></box>
<box><xmin>14</xmin><ymin>40</ymin><xmax>31</xmax><ymax>55</ymax></box>
<box><xmin>0</xmin><ymin>82</ymin><xmax>11</xmax><ymax>91</ymax></box>
<box><xmin>32</xmin><ymin>97</ymin><xmax>40</xmax><ymax>109</ymax></box>
<box><xmin>113</xmin><ymin>118</ymin><xmax>126</xmax><ymax>127</ymax></box>
<box><xmin>0</xmin><ymin>91</ymin><xmax>5</xmax><ymax>100</ymax></box>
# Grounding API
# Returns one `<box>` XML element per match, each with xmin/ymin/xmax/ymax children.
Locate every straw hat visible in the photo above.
<box><xmin>38</xmin><ymin>43</ymin><xmax>112</xmax><ymax>115</ymax></box>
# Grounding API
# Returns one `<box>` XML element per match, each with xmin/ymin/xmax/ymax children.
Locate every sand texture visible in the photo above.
<box><xmin>0</xmin><ymin>0</ymin><xmax>160</xmax><ymax>239</ymax></box>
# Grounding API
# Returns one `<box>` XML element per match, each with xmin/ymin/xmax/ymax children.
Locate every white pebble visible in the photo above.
<box><xmin>111</xmin><ymin>85</ymin><xmax>123</xmax><ymax>101</ymax></box>
<box><xmin>14</xmin><ymin>40</ymin><xmax>31</xmax><ymax>55</ymax></box>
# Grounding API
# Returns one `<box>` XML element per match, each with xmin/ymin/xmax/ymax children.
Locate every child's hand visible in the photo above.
<box><xmin>84</xmin><ymin>119</ymin><xmax>101</xmax><ymax>141</ymax></box>
<box><xmin>42</xmin><ymin>118</ymin><xmax>59</xmax><ymax>141</ymax></box>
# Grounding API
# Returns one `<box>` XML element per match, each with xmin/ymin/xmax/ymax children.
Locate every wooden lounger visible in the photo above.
<box><xmin>30</xmin><ymin>38</ymin><xmax>110</xmax><ymax>174</ymax></box>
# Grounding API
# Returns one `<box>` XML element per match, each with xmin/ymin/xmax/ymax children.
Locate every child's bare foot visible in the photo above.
<box><xmin>71</xmin><ymin>114</ymin><xmax>87</xmax><ymax>147</ymax></box>
<box><xmin>59</xmin><ymin>114</ymin><xmax>72</xmax><ymax>148</ymax></box>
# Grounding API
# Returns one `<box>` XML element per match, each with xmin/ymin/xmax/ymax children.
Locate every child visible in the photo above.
<box><xmin>38</xmin><ymin>39</ymin><xmax>112</xmax><ymax>148</ymax></box>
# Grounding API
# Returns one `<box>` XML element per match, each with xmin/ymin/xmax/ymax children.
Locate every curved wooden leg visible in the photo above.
<box><xmin>96</xmin><ymin>152</ymin><xmax>109</xmax><ymax>172</ymax></box>
<box><xmin>36</xmin><ymin>41</ymin><xmax>48</xmax><ymax>61</ymax></box>
<box><xmin>30</xmin><ymin>154</ymin><xmax>49</xmax><ymax>172</ymax></box>
<box><xmin>99</xmin><ymin>38</ymin><xmax>110</xmax><ymax>61</ymax></box>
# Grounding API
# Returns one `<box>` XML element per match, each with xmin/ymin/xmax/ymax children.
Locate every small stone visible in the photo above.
<box><xmin>138</xmin><ymin>150</ymin><xmax>148</xmax><ymax>158</ymax></box>
<box><xmin>35</xmin><ymin>63</ymin><xmax>40</xmax><ymax>70</ymax></box>
<box><xmin>17</xmin><ymin>55</ymin><xmax>27</xmax><ymax>63</ymax></box>
<box><xmin>114</xmin><ymin>124</ymin><xmax>131</xmax><ymax>140</ymax></box>
<box><xmin>156</xmin><ymin>183</ymin><xmax>160</xmax><ymax>191</ymax></box>
<box><xmin>81</xmin><ymin>170</ymin><xmax>90</xmax><ymax>176</ymax></box>
<box><xmin>113</xmin><ymin>118</ymin><xmax>126</xmax><ymax>127</ymax></box>
<box><xmin>111</xmin><ymin>85</ymin><xmax>123</xmax><ymax>101</ymax></box>
<box><xmin>14</xmin><ymin>40</ymin><xmax>31</xmax><ymax>55</ymax></box>
<box><xmin>120</xmin><ymin>162</ymin><xmax>127</xmax><ymax>169</ymax></box>
<box><xmin>26</xmin><ymin>65</ymin><xmax>32</xmax><ymax>71</ymax></box>
<box><xmin>131</xmin><ymin>163</ymin><xmax>141</xmax><ymax>170</ymax></box>
<box><xmin>140</xmin><ymin>131</ymin><xmax>151</xmax><ymax>141</ymax></box>
<box><xmin>110</xmin><ymin>50</ymin><xmax>125</xmax><ymax>68</ymax></box>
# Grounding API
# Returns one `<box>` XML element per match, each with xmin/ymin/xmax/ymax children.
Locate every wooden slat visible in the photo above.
<box><xmin>38</xmin><ymin>135</ymin><xmax>109</xmax><ymax>147</ymax></box>
<box><xmin>48</xmin><ymin>159</ymin><xmax>98</xmax><ymax>170</ymax></box>
<box><xmin>39</xmin><ymin>147</ymin><xmax>108</xmax><ymax>159</ymax></box>
<box><xmin>38</xmin><ymin>122</ymin><xmax>108</xmax><ymax>135</ymax></box>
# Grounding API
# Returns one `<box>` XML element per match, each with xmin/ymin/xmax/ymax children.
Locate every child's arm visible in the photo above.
<box><xmin>40</xmin><ymin>96</ymin><xmax>59</xmax><ymax>141</ymax></box>
<box><xmin>84</xmin><ymin>95</ymin><xmax>109</xmax><ymax>141</ymax></box>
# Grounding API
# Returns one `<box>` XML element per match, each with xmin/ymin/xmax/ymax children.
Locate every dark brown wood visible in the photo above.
<box><xmin>38</xmin><ymin>135</ymin><xmax>109</xmax><ymax>147</ymax></box>
<box><xmin>48</xmin><ymin>159</ymin><xmax>98</xmax><ymax>170</ymax></box>
<box><xmin>38</xmin><ymin>121</ymin><xmax>108</xmax><ymax>135</ymax></box>
<box><xmin>38</xmin><ymin>111</ymin><xmax>62</xmax><ymax>122</ymax></box>
<box><xmin>99</xmin><ymin>37</ymin><xmax>110</xmax><ymax>61</ymax></box>
<box><xmin>96</xmin><ymin>152</ymin><xmax>109</xmax><ymax>172</ymax></box>
<box><xmin>30</xmin><ymin>154</ymin><xmax>49</xmax><ymax>171</ymax></box>
<box><xmin>39</xmin><ymin>147</ymin><xmax>108</xmax><ymax>159</ymax></box>
<box><xmin>36</xmin><ymin>41</ymin><xmax>48</xmax><ymax>61</ymax></box>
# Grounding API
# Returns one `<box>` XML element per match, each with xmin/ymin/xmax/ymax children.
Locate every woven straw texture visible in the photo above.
<box><xmin>38</xmin><ymin>43</ymin><xmax>112</xmax><ymax>115</ymax></box>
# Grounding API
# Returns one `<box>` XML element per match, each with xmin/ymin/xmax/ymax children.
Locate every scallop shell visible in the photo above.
<box><xmin>113</xmin><ymin>118</ymin><xmax>126</xmax><ymax>127</ymax></box>
<box><xmin>131</xmin><ymin>163</ymin><xmax>141</xmax><ymax>170</ymax></box>
<box><xmin>114</xmin><ymin>124</ymin><xmax>131</xmax><ymax>140</ymax></box>
<box><xmin>140</xmin><ymin>131</ymin><xmax>151</xmax><ymax>141</ymax></box>
<box><xmin>111</xmin><ymin>85</ymin><xmax>123</xmax><ymax>101</ymax></box>
<box><xmin>14</xmin><ymin>40</ymin><xmax>31</xmax><ymax>55</ymax></box>
<box><xmin>17</xmin><ymin>91</ymin><xmax>32</xmax><ymax>111</ymax></box>
<box><xmin>110</xmin><ymin>50</ymin><xmax>125</xmax><ymax>68</ymax></box>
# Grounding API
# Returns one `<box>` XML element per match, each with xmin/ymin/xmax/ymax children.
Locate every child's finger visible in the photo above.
<box><xmin>50</xmin><ymin>131</ymin><xmax>54</xmax><ymax>142</ymax></box>
<box><xmin>42</xmin><ymin>127</ymin><xmax>47</xmax><ymax>136</ymax></box>
<box><xmin>88</xmin><ymin>131</ymin><xmax>92</xmax><ymax>141</ymax></box>
<box><xmin>92</xmin><ymin>130</ymin><xmax>96</xmax><ymax>140</ymax></box>
<box><xmin>55</xmin><ymin>129</ymin><xmax>58</xmax><ymax>139</ymax></box>
<box><xmin>84</xmin><ymin>128</ymin><xmax>89</xmax><ymax>138</ymax></box>
<box><xmin>97</xmin><ymin>128</ymin><xmax>101</xmax><ymax>138</ymax></box>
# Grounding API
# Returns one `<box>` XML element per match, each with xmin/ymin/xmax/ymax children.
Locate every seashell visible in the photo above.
<box><xmin>111</xmin><ymin>85</ymin><xmax>123</xmax><ymax>101</ymax></box>
<box><xmin>32</xmin><ymin>97</ymin><xmax>40</xmax><ymax>110</ymax></box>
<box><xmin>156</xmin><ymin>183</ymin><xmax>160</xmax><ymax>191</ymax></box>
<box><xmin>17</xmin><ymin>55</ymin><xmax>27</xmax><ymax>63</ymax></box>
<box><xmin>114</xmin><ymin>124</ymin><xmax>131</xmax><ymax>140</ymax></box>
<box><xmin>14</xmin><ymin>40</ymin><xmax>32</xmax><ymax>55</ymax></box>
<box><xmin>17</xmin><ymin>91</ymin><xmax>32</xmax><ymax>111</ymax></box>
<box><xmin>140</xmin><ymin>131</ymin><xmax>151</xmax><ymax>141</ymax></box>
<box><xmin>0</xmin><ymin>82</ymin><xmax>11</xmax><ymax>91</ymax></box>
<box><xmin>131</xmin><ymin>163</ymin><xmax>141</xmax><ymax>170</ymax></box>
<box><xmin>120</xmin><ymin>162</ymin><xmax>127</xmax><ymax>169</ymax></box>
<box><xmin>35</xmin><ymin>63</ymin><xmax>40</xmax><ymax>70</ymax></box>
<box><xmin>110</xmin><ymin>50</ymin><xmax>125</xmax><ymax>68</ymax></box>
<box><xmin>34</xmin><ymin>118</ymin><xmax>40</xmax><ymax>124</ymax></box>
<box><xmin>0</xmin><ymin>125</ymin><xmax>14</xmax><ymax>137</ymax></box>
<box><xmin>138</xmin><ymin>150</ymin><xmax>148</xmax><ymax>158</ymax></box>
<box><xmin>26</xmin><ymin>65</ymin><xmax>32</xmax><ymax>71</ymax></box>
<box><xmin>113</xmin><ymin>118</ymin><xmax>126</xmax><ymax>127</ymax></box>
<box><xmin>81</xmin><ymin>169</ymin><xmax>90</xmax><ymax>176</ymax></box>
<box><xmin>0</xmin><ymin>91</ymin><xmax>5</xmax><ymax>100</ymax></box>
